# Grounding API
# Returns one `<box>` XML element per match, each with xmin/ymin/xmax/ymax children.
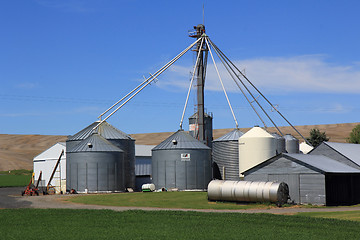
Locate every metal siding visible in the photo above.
<box><xmin>176</xmin><ymin>159</ymin><xmax>186</xmax><ymax>189</ymax></box>
<box><xmin>300</xmin><ymin>174</ymin><xmax>325</xmax><ymax>205</ymax></box>
<box><xmin>135</xmin><ymin>157</ymin><xmax>152</xmax><ymax>176</ymax></box>
<box><xmin>213</xmin><ymin>140</ymin><xmax>240</xmax><ymax>180</ymax></box>
<box><xmin>78</xmin><ymin>162</ymin><xmax>87</xmax><ymax>191</ymax></box>
<box><xmin>97</xmin><ymin>162</ymin><xmax>108</xmax><ymax>191</ymax></box>
<box><xmin>166</xmin><ymin>160</ymin><xmax>176</xmax><ymax>188</ymax></box>
<box><xmin>284</xmin><ymin>134</ymin><xmax>299</xmax><ymax>153</ymax></box>
<box><xmin>244</xmin><ymin>174</ymin><xmax>268</xmax><ymax>182</ymax></box>
<box><xmin>152</xmin><ymin>156</ymin><xmax>158</xmax><ymax>187</ymax></box>
<box><xmin>156</xmin><ymin>158</ymin><xmax>166</xmax><ymax>189</ymax></box>
<box><xmin>109</xmin><ymin>139</ymin><xmax>136</xmax><ymax>189</ymax></box>
<box><xmin>66</xmin><ymin>151</ymin><xmax>124</xmax><ymax>192</ymax></box>
<box><xmin>87</xmin><ymin>163</ymin><xmax>97</xmax><ymax>191</ymax></box>
<box><xmin>152</xmin><ymin>149</ymin><xmax>211</xmax><ymax>190</ymax></box>
<box><xmin>268</xmin><ymin>174</ymin><xmax>300</xmax><ymax>204</ymax></box>
<box><xmin>244</xmin><ymin>156</ymin><xmax>318</xmax><ymax>176</ymax></box>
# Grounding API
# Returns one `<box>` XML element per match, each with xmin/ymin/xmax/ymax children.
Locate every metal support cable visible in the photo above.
<box><xmin>205</xmin><ymin>37</ymin><xmax>239</xmax><ymax>128</ymax></box>
<box><xmin>207</xmin><ymin>39</ymin><xmax>267</xmax><ymax>128</ymax></box>
<box><xmin>97</xmin><ymin>37</ymin><xmax>202</xmax><ymax>121</ymax></box>
<box><xmin>209</xmin><ymin>39</ymin><xmax>283</xmax><ymax>135</ymax></box>
<box><xmin>209</xmin><ymin>39</ymin><xmax>311</xmax><ymax>144</ymax></box>
<box><xmin>93</xmin><ymin>37</ymin><xmax>202</xmax><ymax>131</ymax></box>
<box><xmin>179</xmin><ymin>37</ymin><xmax>205</xmax><ymax>130</ymax></box>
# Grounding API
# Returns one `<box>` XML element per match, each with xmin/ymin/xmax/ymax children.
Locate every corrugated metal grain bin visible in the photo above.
<box><xmin>66</xmin><ymin>121</ymin><xmax>135</xmax><ymax>189</ymax></box>
<box><xmin>284</xmin><ymin>134</ymin><xmax>299</xmax><ymax>153</ymax></box>
<box><xmin>212</xmin><ymin>129</ymin><xmax>244</xmax><ymax>180</ymax></box>
<box><xmin>66</xmin><ymin>133</ymin><xmax>125</xmax><ymax>193</ymax></box>
<box><xmin>152</xmin><ymin>130</ymin><xmax>212</xmax><ymax>190</ymax></box>
<box><xmin>271</xmin><ymin>132</ymin><xmax>286</xmax><ymax>154</ymax></box>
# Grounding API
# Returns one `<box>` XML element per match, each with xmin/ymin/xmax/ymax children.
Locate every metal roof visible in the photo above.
<box><xmin>324</xmin><ymin>142</ymin><xmax>360</xmax><ymax>166</ymax></box>
<box><xmin>68</xmin><ymin>133</ymin><xmax>123</xmax><ymax>153</ymax></box>
<box><xmin>135</xmin><ymin>145</ymin><xmax>156</xmax><ymax>157</ymax></box>
<box><xmin>152</xmin><ymin>129</ymin><xmax>211</xmax><ymax>150</ymax></box>
<box><xmin>285</xmin><ymin>153</ymin><xmax>360</xmax><ymax>173</ymax></box>
<box><xmin>284</xmin><ymin>134</ymin><xmax>297</xmax><ymax>141</ymax></box>
<box><xmin>213</xmin><ymin>129</ymin><xmax>244</xmax><ymax>142</ymax></box>
<box><xmin>68</xmin><ymin>121</ymin><xmax>133</xmax><ymax>141</ymax></box>
<box><xmin>33</xmin><ymin>142</ymin><xmax>66</xmax><ymax>161</ymax></box>
<box><xmin>240</xmin><ymin>126</ymin><xmax>274</xmax><ymax>139</ymax></box>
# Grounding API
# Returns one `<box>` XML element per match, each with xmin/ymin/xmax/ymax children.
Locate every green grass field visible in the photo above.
<box><xmin>0</xmin><ymin>209</ymin><xmax>359</xmax><ymax>240</ymax></box>
<box><xmin>297</xmin><ymin>211</ymin><xmax>360</xmax><ymax>222</ymax></box>
<box><xmin>0</xmin><ymin>169</ymin><xmax>32</xmax><ymax>187</ymax></box>
<box><xmin>67</xmin><ymin>191</ymin><xmax>278</xmax><ymax>210</ymax></box>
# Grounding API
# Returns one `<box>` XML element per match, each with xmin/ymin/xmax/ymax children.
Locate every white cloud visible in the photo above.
<box><xmin>15</xmin><ymin>82</ymin><xmax>38</xmax><ymax>89</ymax></box>
<box><xmin>158</xmin><ymin>55</ymin><xmax>360</xmax><ymax>94</ymax></box>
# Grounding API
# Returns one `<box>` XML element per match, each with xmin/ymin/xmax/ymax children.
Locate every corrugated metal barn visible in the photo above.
<box><xmin>309</xmin><ymin>142</ymin><xmax>360</xmax><ymax>168</ymax></box>
<box><xmin>243</xmin><ymin>153</ymin><xmax>360</xmax><ymax>206</ymax></box>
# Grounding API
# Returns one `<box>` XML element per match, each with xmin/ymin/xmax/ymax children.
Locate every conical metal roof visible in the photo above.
<box><xmin>213</xmin><ymin>129</ymin><xmax>244</xmax><ymax>142</ymax></box>
<box><xmin>152</xmin><ymin>130</ymin><xmax>211</xmax><ymax>150</ymax></box>
<box><xmin>68</xmin><ymin>121</ymin><xmax>133</xmax><ymax>141</ymax></box>
<box><xmin>240</xmin><ymin>126</ymin><xmax>274</xmax><ymax>139</ymax></box>
<box><xmin>68</xmin><ymin>133</ymin><xmax>124</xmax><ymax>153</ymax></box>
<box><xmin>284</xmin><ymin>134</ymin><xmax>297</xmax><ymax>141</ymax></box>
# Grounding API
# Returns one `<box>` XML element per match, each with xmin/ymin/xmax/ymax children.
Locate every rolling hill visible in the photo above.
<box><xmin>0</xmin><ymin>122</ymin><xmax>358</xmax><ymax>171</ymax></box>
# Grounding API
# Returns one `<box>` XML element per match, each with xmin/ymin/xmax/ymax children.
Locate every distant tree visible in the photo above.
<box><xmin>306</xmin><ymin>128</ymin><xmax>329</xmax><ymax>147</ymax></box>
<box><xmin>348</xmin><ymin>124</ymin><xmax>360</xmax><ymax>144</ymax></box>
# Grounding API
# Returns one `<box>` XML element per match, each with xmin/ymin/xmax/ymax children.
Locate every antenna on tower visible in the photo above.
<box><xmin>202</xmin><ymin>4</ymin><xmax>205</xmax><ymax>25</ymax></box>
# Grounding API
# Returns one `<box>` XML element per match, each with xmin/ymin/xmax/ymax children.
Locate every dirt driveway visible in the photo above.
<box><xmin>3</xmin><ymin>187</ymin><xmax>360</xmax><ymax>214</ymax></box>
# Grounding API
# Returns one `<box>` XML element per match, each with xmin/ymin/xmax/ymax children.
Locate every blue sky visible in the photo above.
<box><xmin>1</xmin><ymin>0</ymin><xmax>360</xmax><ymax>136</ymax></box>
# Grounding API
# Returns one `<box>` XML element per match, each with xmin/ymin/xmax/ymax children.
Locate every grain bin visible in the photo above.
<box><xmin>212</xmin><ymin>129</ymin><xmax>244</xmax><ymax>181</ymax></box>
<box><xmin>271</xmin><ymin>132</ymin><xmax>286</xmax><ymax>154</ymax></box>
<box><xmin>207</xmin><ymin>180</ymin><xmax>289</xmax><ymax>206</ymax></box>
<box><xmin>66</xmin><ymin>120</ymin><xmax>135</xmax><ymax>189</ymax></box>
<box><xmin>284</xmin><ymin>134</ymin><xmax>299</xmax><ymax>153</ymax></box>
<box><xmin>152</xmin><ymin>129</ymin><xmax>212</xmax><ymax>190</ymax></box>
<box><xmin>239</xmin><ymin>127</ymin><xmax>277</xmax><ymax>175</ymax></box>
<box><xmin>66</xmin><ymin>133</ymin><xmax>125</xmax><ymax>193</ymax></box>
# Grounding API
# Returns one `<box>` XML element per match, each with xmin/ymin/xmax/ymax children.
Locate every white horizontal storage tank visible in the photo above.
<box><xmin>207</xmin><ymin>180</ymin><xmax>289</xmax><ymax>206</ymax></box>
<box><xmin>239</xmin><ymin>127</ymin><xmax>277</xmax><ymax>175</ymax></box>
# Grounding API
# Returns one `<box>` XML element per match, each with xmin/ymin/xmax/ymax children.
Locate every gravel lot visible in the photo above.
<box><xmin>2</xmin><ymin>187</ymin><xmax>360</xmax><ymax>214</ymax></box>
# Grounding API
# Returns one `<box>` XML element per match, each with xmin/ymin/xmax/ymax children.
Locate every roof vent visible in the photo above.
<box><xmin>87</xmin><ymin>143</ymin><xmax>93</xmax><ymax>148</ymax></box>
<box><xmin>172</xmin><ymin>140</ymin><xmax>178</xmax><ymax>145</ymax></box>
